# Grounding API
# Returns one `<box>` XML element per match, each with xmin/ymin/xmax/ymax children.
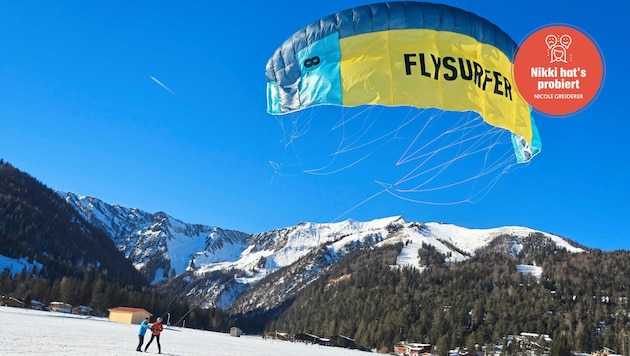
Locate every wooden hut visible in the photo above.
<box><xmin>107</xmin><ymin>307</ymin><xmax>152</xmax><ymax>324</ymax></box>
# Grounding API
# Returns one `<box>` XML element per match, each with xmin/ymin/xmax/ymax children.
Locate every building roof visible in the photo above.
<box><xmin>107</xmin><ymin>307</ymin><xmax>151</xmax><ymax>314</ymax></box>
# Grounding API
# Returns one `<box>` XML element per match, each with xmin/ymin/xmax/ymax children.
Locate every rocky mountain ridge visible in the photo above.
<box><xmin>59</xmin><ymin>191</ymin><xmax>585</xmax><ymax>314</ymax></box>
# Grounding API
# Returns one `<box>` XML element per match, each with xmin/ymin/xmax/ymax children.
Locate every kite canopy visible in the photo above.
<box><xmin>265</xmin><ymin>1</ymin><xmax>541</xmax><ymax>162</ymax></box>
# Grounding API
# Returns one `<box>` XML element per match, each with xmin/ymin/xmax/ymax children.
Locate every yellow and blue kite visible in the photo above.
<box><xmin>265</xmin><ymin>1</ymin><xmax>541</xmax><ymax>163</ymax></box>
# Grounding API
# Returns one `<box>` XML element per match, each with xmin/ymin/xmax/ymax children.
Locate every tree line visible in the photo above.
<box><xmin>262</xmin><ymin>244</ymin><xmax>630</xmax><ymax>355</ymax></box>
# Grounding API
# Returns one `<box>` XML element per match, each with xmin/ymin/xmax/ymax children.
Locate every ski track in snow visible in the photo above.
<box><xmin>0</xmin><ymin>307</ymin><xmax>370</xmax><ymax>356</ymax></box>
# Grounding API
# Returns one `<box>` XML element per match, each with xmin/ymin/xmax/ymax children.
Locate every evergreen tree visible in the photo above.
<box><xmin>550</xmin><ymin>334</ymin><xmax>573</xmax><ymax>356</ymax></box>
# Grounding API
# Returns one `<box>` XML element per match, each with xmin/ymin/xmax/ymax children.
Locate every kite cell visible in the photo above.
<box><xmin>265</xmin><ymin>2</ymin><xmax>542</xmax><ymax>207</ymax></box>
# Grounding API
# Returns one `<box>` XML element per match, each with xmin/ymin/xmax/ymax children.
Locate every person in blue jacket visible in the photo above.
<box><xmin>136</xmin><ymin>317</ymin><xmax>150</xmax><ymax>352</ymax></box>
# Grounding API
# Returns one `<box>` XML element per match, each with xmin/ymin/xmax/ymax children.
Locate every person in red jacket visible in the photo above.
<box><xmin>144</xmin><ymin>317</ymin><xmax>164</xmax><ymax>354</ymax></box>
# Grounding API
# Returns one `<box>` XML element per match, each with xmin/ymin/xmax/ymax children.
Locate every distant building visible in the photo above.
<box><xmin>0</xmin><ymin>295</ymin><xmax>24</xmax><ymax>308</ymax></box>
<box><xmin>49</xmin><ymin>301</ymin><xmax>73</xmax><ymax>313</ymax></box>
<box><xmin>520</xmin><ymin>332</ymin><xmax>552</xmax><ymax>343</ymax></box>
<box><xmin>107</xmin><ymin>307</ymin><xmax>152</xmax><ymax>324</ymax></box>
<box><xmin>30</xmin><ymin>300</ymin><xmax>48</xmax><ymax>311</ymax></box>
<box><xmin>264</xmin><ymin>331</ymin><xmax>290</xmax><ymax>341</ymax></box>
<box><xmin>331</xmin><ymin>334</ymin><xmax>360</xmax><ymax>349</ymax></box>
<box><xmin>72</xmin><ymin>305</ymin><xmax>94</xmax><ymax>315</ymax></box>
<box><xmin>294</xmin><ymin>333</ymin><xmax>331</xmax><ymax>346</ymax></box>
<box><xmin>230</xmin><ymin>327</ymin><xmax>243</xmax><ymax>337</ymax></box>
<box><xmin>394</xmin><ymin>341</ymin><xmax>432</xmax><ymax>356</ymax></box>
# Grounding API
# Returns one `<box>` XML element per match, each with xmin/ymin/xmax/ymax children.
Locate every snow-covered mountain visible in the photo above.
<box><xmin>58</xmin><ymin>192</ymin><xmax>585</xmax><ymax>314</ymax></box>
<box><xmin>60</xmin><ymin>192</ymin><xmax>250</xmax><ymax>284</ymax></box>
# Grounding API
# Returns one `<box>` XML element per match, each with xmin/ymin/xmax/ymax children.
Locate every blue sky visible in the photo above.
<box><xmin>0</xmin><ymin>1</ymin><xmax>627</xmax><ymax>251</ymax></box>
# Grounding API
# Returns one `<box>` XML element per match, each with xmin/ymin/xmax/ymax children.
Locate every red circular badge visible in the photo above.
<box><xmin>513</xmin><ymin>24</ymin><xmax>604</xmax><ymax>117</ymax></box>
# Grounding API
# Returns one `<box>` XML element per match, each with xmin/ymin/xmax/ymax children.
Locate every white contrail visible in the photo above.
<box><xmin>150</xmin><ymin>76</ymin><xmax>176</xmax><ymax>95</ymax></box>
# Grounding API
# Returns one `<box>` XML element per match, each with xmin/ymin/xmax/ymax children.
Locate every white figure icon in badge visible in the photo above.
<box><xmin>546</xmin><ymin>34</ymin><xmax>572</xmax><ymax>63</ymax></box>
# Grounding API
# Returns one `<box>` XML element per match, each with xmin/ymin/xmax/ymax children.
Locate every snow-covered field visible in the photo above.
<box><xmin>0</xmin><ymin>306</ymin><xmax>372</xmax><ymax>356</ymax></box>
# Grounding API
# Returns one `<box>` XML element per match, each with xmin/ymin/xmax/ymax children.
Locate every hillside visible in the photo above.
<box><xmin>3</xmin><ymin>160</ymin><xmax>630</xmax><ymax>354</ymax></box>
<box><xmin>0</xmin><ymin>161</ymin><xmax>146</xmax><ymax>287</ymax></box>
<box><xmin>264</xmin><ymin>245</ymin><xmax>630</xmax><ymax>353</ymax></box>
<box><xmin>57</xmin><ymin>192</ymin><xmax>587</xmax><ymax>314</ymax></box>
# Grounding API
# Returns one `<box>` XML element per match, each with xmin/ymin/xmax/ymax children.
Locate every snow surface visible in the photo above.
<box><xmin>193</xmin><ymin>217</ymin><xmax>407</xmax><ymax>284</ymax></box>
<box><xmin>516</xmin><ymin>265</ymin><xmax>543</xmax><ymax>281</ymax></box>
<box><xmin>0</xmin><ymin>306</ymin><xmax>370</xmax><ymax>356</ymax></box>
<box><xmin>165</xmin><ymin>220</ymin><xmax>207</xmax><ymax>275</ymax></box>
<box><xmin>392</xmin><ymin>222</ymin><xmax>583</xmax><ymax>270</ymax></box>
<box><xmin>422</xmin><ymin>223</ymin><xmax>583</xmax><ymax>255</ymax></box>
<box><xmin>393</xmin><ymin>226</ymin><xmax>468</xmax><ymax>269</ymax></box>
<box><xmin>0</xmin><ymin>255</ymin><xmax>42</xmax><ymax>277</ymax></box>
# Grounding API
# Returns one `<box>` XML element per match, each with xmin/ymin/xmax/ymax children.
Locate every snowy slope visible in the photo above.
<box><xmin>423</xmin><ymin>222</ymin><xmax>583</xmax><ymax>254</ymax></box>
<box><xmin>0</xmin><ymin>255</ymin><xmax>42</xmax><ymax>277</ymax></box>
<box><xmin>59</xmin><ymin>192</ymin><xmax>250</xmax><ymax>284</ymax></box>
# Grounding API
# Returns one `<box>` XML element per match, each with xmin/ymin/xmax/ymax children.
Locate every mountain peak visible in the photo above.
<box><xmin>59</xmin><ymin>192</ymin><xmax>584</xmax><ymax>312</ymax></box>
